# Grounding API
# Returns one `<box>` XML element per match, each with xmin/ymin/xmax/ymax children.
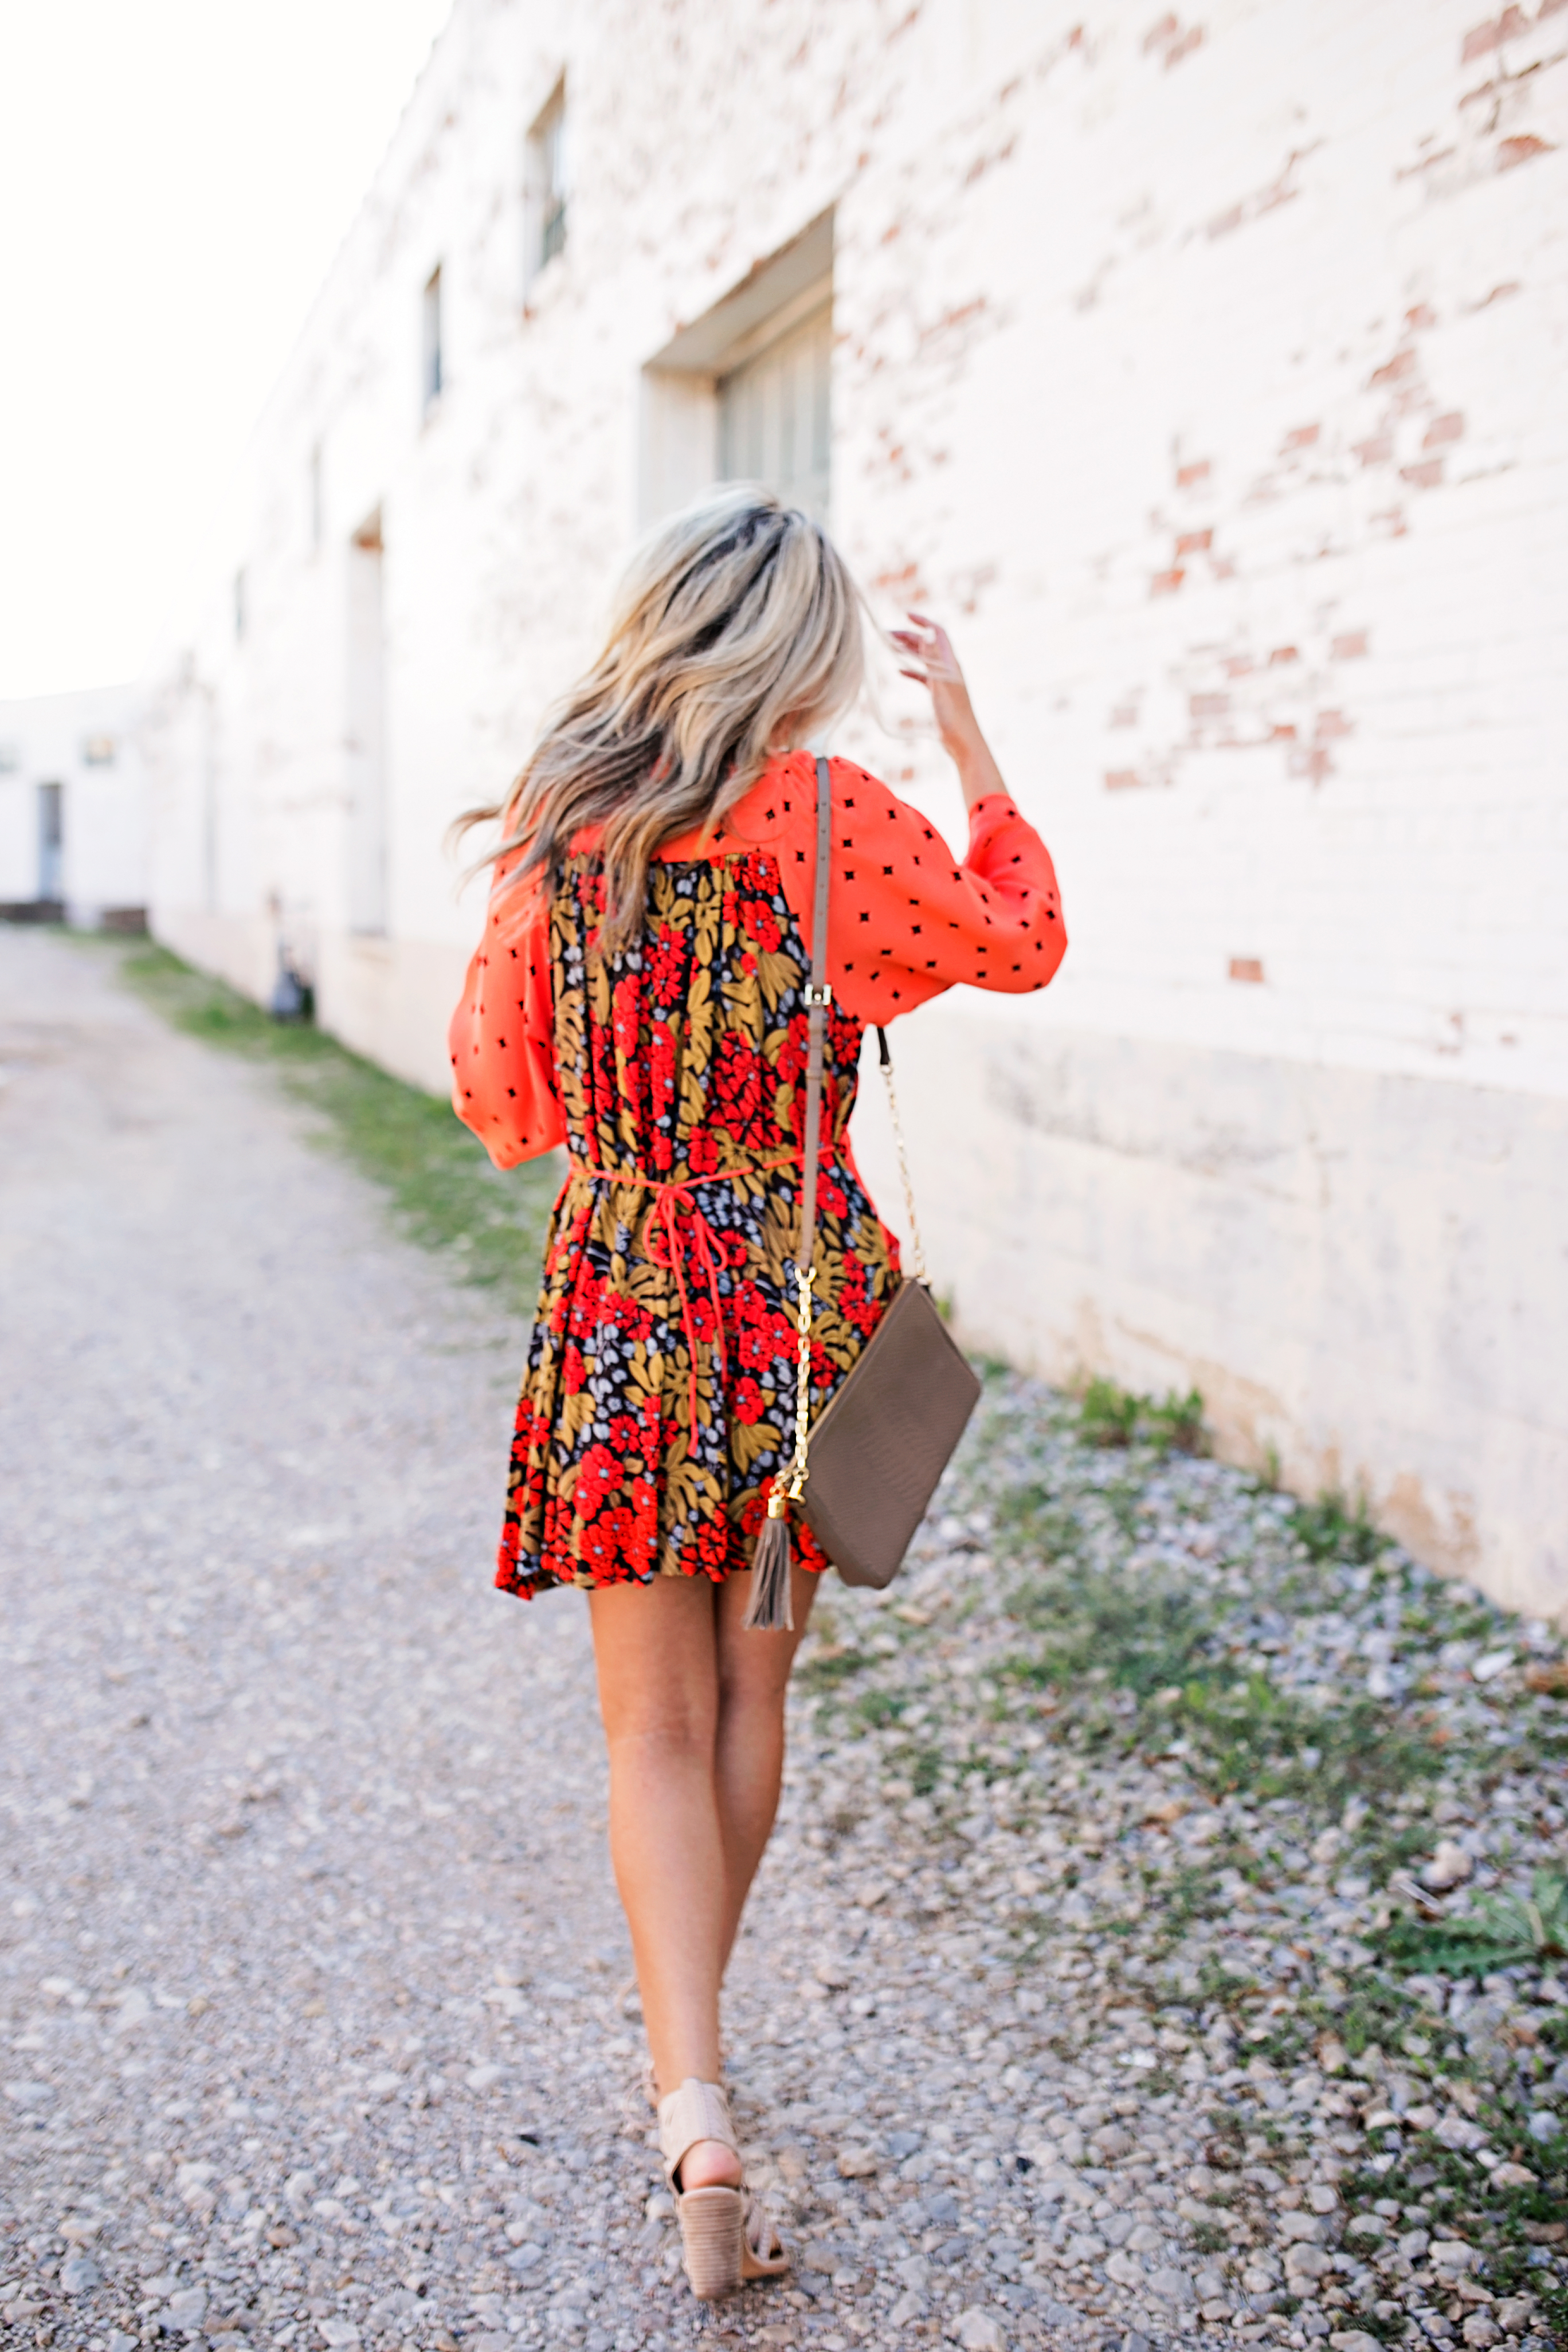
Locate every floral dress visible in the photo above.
<box><xmin>449</xmin><ymin>751</ymin><xmax>1067</xmax><ymax>1600</ymax></box>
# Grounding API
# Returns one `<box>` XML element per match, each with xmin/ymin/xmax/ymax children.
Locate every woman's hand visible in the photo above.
<box><xmin>890</xmin><ymin>613</ymin><xmax>1007</xmax><ymax>812</ymax></box>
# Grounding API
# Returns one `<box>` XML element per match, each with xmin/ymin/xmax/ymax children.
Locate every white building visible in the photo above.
<box><xmin>0</xmin><ymin>685</ymin><xmax>147</xmax><ymax>929</ymax></box>
<box><xmin>142</xmin><ymin>0</ymin><xmax>1568</xmax><ymax>1618</ymax></box>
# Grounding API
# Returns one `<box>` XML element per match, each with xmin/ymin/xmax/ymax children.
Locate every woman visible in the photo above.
<box><xmin>449</xmin><ymin>487</ymin><xmax>1065</xmax><ymax>2300</ymax></box>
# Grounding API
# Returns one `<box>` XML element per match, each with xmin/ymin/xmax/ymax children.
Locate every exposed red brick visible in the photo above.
<box><xmin>1369</xmin><ymin>348</ymin><xmax>1417</xmax><ymax>389</ymax></box>
<box><xmin>1110</xmin><ymin>703</ymin><xmax>1138</xmax><ymax>728</ymax></box>
<box><xmin>1461</xmin><ymin>5</ymin><xmax>1528</xmax><ymax>61</ymax></box>
<box><xmin>1401</xmin><ymin>457</ymin><xmax>1444</xmax><ymax>489</ymax></box>
<box><xmin>1224</xmin><ymin>655</ymin><xmax>1254</xmax><ymax>678</ymax></box>
<box><xmin>1229</xmin><ymin>957</ymin><xmax>1265</xmax><ymax>984</ymax></box>
<box><xmin>1105</xmin><ymin>769</ymin><xmax>1147</xmax><ymax>790</ymax></box>
<box><xmin>1268</xmin><ymin>645</ymin><xmax>1300</xmax><ymax>665</ymax></box>
<box><xmin>1498</xmin><ymin>134</ymin><xmax>1553</xmax><ymax>170</ymax></box>
<box><xmin>1175</xmin><ymin>528</ymin><xmax>1213</xmax><ymax>556</ymax></box>
<box><xmin>1269</xmin><ymin>723</ymin><xmax>1297</xmax><ymax>740</ymax></box>
<box><xmin>1151</xmin><ymin>567</ymin><xmax>1186</xmax><ymax>596</ymax></box>
<box><xmin>1405</xmin><ymin>303</ymin><xmax>1438</xmax><ymax>331</ymax></box>
<box><xmin>1283</xmin><ymin>424</ymin><xmax>1320</xmax><ymax>450</ymax></box>
<box><xmin>1315</xmin><ymin>709</ymin><xmax>1353</xmax><ymax>739</ymax></box>
<box><xmin>1176</xmin><ymin>460</ymin><xmax>1211</xmax><ymax>488</ymax></box>
<box><xmin>1165</xmin><ymin>26</ymin><xmax>1204</xmax><ymax>66</ymax></box>
<box><xmin>1207</xmin><ymin>204</ymin><xmax>1245</xmax><ymax>240</ymax></box>
<box><xmin>1424</xmin><ymin>412</ymin><xmax>1464</xmax><ymax>448</ymax></box>
<box><xmin>1290</xmin><ymin>744</ymin><xmax>1335</xmax><ymax>783</ymax></box>
<box><xmin>1190</xmin><ymin>692</ymin><xmax>1229</xmax><ymax>719</ymax></box>
<box><xmin>1353</xmin><ymin>433</ymin><xmax>1394</xmax><ymax>467</ymax></box>
<box><xmin>1331</xmin><ymin>630</ymin><xmax>1370</xmax><ymax>659</ymax></box>
<box><xmin>1143</xmin><ymin>12</ymin><xmax>1179</xmax><ymax>50</ymax></box>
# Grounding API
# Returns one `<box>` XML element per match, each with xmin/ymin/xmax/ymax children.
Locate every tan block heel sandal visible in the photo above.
<box><xmin>657</xmin><ymin>2077</ymin><xmax>787</xmax><ymax>2300</ymax></box>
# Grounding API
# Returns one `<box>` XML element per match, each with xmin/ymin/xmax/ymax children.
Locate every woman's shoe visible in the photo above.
<box><xmin>657</xmin><ymin>2077</ymin><xmax>788</xmax><ymax>2300</ymax></box>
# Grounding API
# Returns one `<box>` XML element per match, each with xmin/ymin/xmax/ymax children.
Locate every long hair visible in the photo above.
<box><xmin>457</xmin><ymin>485</ymin><xmax>865</xmax><ymax>950</ymax></box>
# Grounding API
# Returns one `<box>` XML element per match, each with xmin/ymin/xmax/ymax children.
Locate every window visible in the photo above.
<box><xmin>718</xmin><ymin>297</ymin><xmax>832</xmax><ymax>522</ymax></box>
<box><xmin>233</xmin><ymin>568</ymin><xmax>247</xmax><ymax>643</ymax></box>
<box><xmin>639</xmin><ymin>211</ymin><xmax>833</xmax><ymax>527</ymax></box>
<box><xmin>82</xmin><ymin>735</ymin><xmax>116</xmax><ymax>767</ymax></box>
<box><xmin>422</xmin><ymin>266</ymin><xmax>444</xmax><ymax>413</ymax></box>
<box><xmin>526</xmin><ymin>83</ymin><xmax>568</xmax><ymax>282</ymax></box>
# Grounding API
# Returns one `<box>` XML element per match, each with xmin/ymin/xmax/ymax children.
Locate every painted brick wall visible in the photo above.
<box><xmin>142</xmin><ymin>0</ymin><xmax>1568</xmax><ymax>1612</ymax></box>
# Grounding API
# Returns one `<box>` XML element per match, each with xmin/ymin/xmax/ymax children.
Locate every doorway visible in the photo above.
<box><xmin>346</xmin><ymin>513</ymin><xmax>387</xmax><ymax>935</ymax></box>
<box><xmin>37</xmin><ymin>782</ymin><xmax>63</xmax><ymax>904</ymax></box>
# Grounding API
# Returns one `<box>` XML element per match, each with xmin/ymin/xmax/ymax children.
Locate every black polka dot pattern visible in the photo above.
<box><xmin>448</xmin><ymin>751</ymin><xmax>1067</xmax><ymax>1166</ymax></box>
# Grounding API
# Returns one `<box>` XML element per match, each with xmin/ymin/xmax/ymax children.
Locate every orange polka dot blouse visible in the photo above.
<box><xmin>450</xmin><ymin>751</ymin><xmax>1066</xmax><ymax>1171</ymax></box>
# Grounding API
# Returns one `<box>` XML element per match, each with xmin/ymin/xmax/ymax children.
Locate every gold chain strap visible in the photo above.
<box><xmin>775</xmin><ymin>1263</ymin><xmax>816</xmax><ymax>1508</ymax></box>
<box><xmin>880</xmin><ymin>1049</ymin><xmax>928</xmax><ymax>1284</ymax></box>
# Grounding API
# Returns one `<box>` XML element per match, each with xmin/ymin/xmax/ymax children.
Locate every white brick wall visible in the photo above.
<box><xmin>142</xmin><ymin>0</ymin><xmax>1568</xmax><ymax>1613</ymax></box>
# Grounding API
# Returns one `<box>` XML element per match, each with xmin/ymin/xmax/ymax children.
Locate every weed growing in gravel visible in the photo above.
<box><xmin>115</xmin><ymin>942</ymin><xmax>559</xmax><ymax>1313</ymax></box>
<box><xmin>1078</xmin><ymin>1375</ymin><xmax>1206</xmax><ymax>1456</ymax></box>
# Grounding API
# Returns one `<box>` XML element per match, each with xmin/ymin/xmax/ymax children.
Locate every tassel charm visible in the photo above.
<box><xmin>743</xmin><ymin>1487</ymin><xmax>795</xmax><ymax>1631</ymax></box>
<box><xmin>744</xmin><ymin>1263</ymin><xmax>813</xmax><ymax>1633</ymax></box>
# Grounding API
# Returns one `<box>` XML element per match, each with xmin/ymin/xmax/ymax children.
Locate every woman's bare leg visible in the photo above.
<box><xmin>587</xmin><ymin>1562</ymin><xmax>815</xmax><ymax>2193</ymax></box>
<box><xmin>712</xmin><ymin>1562</ymin><xmax>817</xmax><ymax>1969</ymax></box>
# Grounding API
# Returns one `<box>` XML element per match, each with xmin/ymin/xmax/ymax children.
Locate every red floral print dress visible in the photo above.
<box><xmin>449</xmin><ymin>753</ymin><xmax>1065</xmax><ymax>1599</ymax></box>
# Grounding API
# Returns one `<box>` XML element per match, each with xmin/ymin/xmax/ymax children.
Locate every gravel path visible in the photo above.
<box><xmin>2</xmin><ymin>928</ymin><xmax>1564</xmax><ymax>2352</ymax></box>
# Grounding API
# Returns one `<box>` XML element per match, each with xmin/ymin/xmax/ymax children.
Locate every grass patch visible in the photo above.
<box><xmin>1377</xmin><ymin>1869</ymin><xmax>1568</xmax><ymax>1974</ymax></box>
<box><xmin>1289</xmin><ymin>1488</ymin><xmax>1387</xmax><ymax>1566</ymax></box>
<box><xmin>115</xmin><ymin>942</ymin><xmax>559</xmax><ymax>1314</ymax></box>
<box><xmin>1078</xmin><ymin>1375</ymin><xmax>1206</xmax><ymax>1456</ymax></box>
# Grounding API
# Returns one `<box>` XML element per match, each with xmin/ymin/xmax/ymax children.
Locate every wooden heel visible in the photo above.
<box><xmin>675</xmin><ymin>2184</ymin><xmax>746</xmax><ymax>2299</ymax></box>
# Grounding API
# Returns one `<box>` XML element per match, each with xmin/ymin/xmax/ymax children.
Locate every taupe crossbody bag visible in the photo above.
<box><xmin>744</xmin><ymin>757</ymin><xmax>982</xmax><ymax>1629</ymax></box>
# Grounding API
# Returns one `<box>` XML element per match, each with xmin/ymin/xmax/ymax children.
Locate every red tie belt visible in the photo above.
<box><xmin>565</xmin><ymin>1155</ymin><xmax>805</xmax><ymax>1435</ymax></box>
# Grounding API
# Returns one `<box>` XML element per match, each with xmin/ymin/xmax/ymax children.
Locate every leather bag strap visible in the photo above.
<box><xmin>794</xmin><ymin>754</ymin><xmax>833</xmax><ymax>1280</ymax></box>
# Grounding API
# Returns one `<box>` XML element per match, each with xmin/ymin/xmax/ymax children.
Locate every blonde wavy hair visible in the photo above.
<box><xmin>458</xmin><ymin>485</ymin><xmax>866</xmax><ymax>950</ymax></box>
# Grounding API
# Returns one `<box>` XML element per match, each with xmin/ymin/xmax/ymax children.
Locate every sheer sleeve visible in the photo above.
<box><xmin>777</xmin><ymin>757</ymin><xmax>1067</xmax><ymax>1026</ymax></box>
<box><xmin>448</xmin><ymin>869</ymin><xmax>565</xmax><ymax>1169</ymax></box>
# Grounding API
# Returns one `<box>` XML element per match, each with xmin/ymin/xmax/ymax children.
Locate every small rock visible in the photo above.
<box><xmin>2</xmin><ymin>2079</ymin><xmax>54</xmax><ymax>2108</ymax></box>
<box><xmin>319</xmin><ymin>2324</ymin><xmax>362</xmax><ymax>2350</ymax></box>
<box><xmin>107</xmin><ymin>2334</ymin><xmax>139</xmax><ymax>2352</ymax></box>
<box><xmin>1421</xmin><ymin>1840</ymin><xmax>1473</xmax><ymax>1891</ymax></box>
<box><xmin>1462</xmin><ymin>2323</ymin><xmax>1502</xmax><ymax>2349</ymax></box>
<box><xmin>163</xmin><ymin>2284</ymin><xmax>209</xmax><ymax>2330</ymax></box>
<box><xmin>1146</xmin><ymin>2266</ymin><xmax>1191</xmax><ymax>2303</ymax></box>
<box><xmin>1328</xmin><ymin>2335</ymin><xmax>1383</xmax><ymax>2352</ymax></box>
<box><xmin>1490</xmin><ymin>2162</ymin><xmax>1536</xmax><ymax>2188</ymax></box>
<box><xmin>889</xmin><ymin>2290</ymin><xmax>928</xmax><ymax>2327</ymax></box>
<box><xmin>1526</xmin><ymin>2111</ymin><xmax>1559</xmax><ymax>2142</ymax></box>
<box><xmin>1106</xmin><ymin>2251</ymin><xmax>1143</xmax><ymax>2288</ymax></box>
<box><xmin>1279</xmin><ymin>2210</ymin><xmax>1328</xmax><ymax>2243</ymax></box>
<box><xmin>1495</xmin><ymin>2300</ymin><xmax>1535</xmax><ymax>2333</ymax></box>
<box><xmin>58</xmin><ymin>2252</ymin><xmax>102</xmax><ymax>2293</ymax></box>
<box><xmin>837</xmin><ymin>2145</ymin><xmax>877</xmax><ymax>2177</ymax></box>
<box><xmin>464</xmin><ymin>2061</ymin><xmax>504</xmax><ymax>2091</ymax></box>
<box><xmin>952</xmin><ymin>2311</ymin><xmax>1006</xmax><ymax>2352</ymax></box>
<box><xmin>1286</xmin><ymin>2245</ymin><xmax>1335</xmax><ymax>2280</ymax></box>
<box><xmin>1472</xmin><ymin>1650</ymin><xmax>1514</xmax><ymax>1683</ymax></box>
